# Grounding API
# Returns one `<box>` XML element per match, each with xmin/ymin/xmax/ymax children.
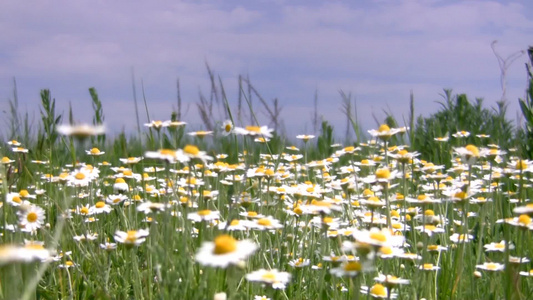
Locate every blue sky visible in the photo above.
<box><xmin>1</xmin><ymin>0</ymin><xmax>532</xmax><ymax>139</ymax></box>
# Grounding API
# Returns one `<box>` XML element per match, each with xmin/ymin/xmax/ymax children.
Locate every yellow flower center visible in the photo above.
<box><xmin>428</xmin><ymin>245</ymin><xmax>439</xmax><ymax>251</ymax></box>
<box><xmin>245</xmin><ymin>126</ymin><xmax>261</xmax><ymax>133</ymax></box>
<box><xmin>65</xmin><ymin>261</ymin><xmax>74</xmax><ymax>266</ymax></box>
<box><xmin>257</xmin><ymin>218</ymin><xmax>272</xmax><ymax>226</ymax></box>
<box><xmin>376</xmin><ymin>168</ymin><xmax>391</xmax><ymax>179</ymax></box>
<box><xmin>90</xmin><ymin>148</ymin><xmax>100</xmax><ymax>154</ymax></box>
<box><xmin>516</xmin><ymin>160</ymin><xmax>528</xmax><ymax>170</ymax></box>
<box><xmin>398</xmin><ymin>149</ymin><xmax>409</xmax><ymax>156</ymax></box>
<box><xmin>247</xmin><ymin>211</ymin><xmax>258</xmax><ymax>217</ymax></box>
<box><xmin>95</xmin><ymin>201</ymin><xmax>105</xmax><ymax>209</ymax></box>
<box><xmin>75</xmin><ymin>173</ymin><xmax>86</xmax><ymax>180</ymax></box>
<box><xmin>370</xmin><ymin>232</ymin><xmax>387</xmax><ymax>242</ymax></box>
<box><xmin>380</xmin><ymin>246</ymin><xmax>393</xmax><ymax>255</ymax></box>
<box><xmin>80</xmin><ymin>206</ymin><xmax>89</xmax><ymax>215</ymax></box>
<box><xmin>198</xmin><ymin>210</ymin><xmax>211</xmax><ymax>216</ymax></box>
<box><xmin>230</xmin><ymin>219</ymin><xmax>240</xmax><ymax>226</ymax></box>
<box><xmin>115</xmin><ymin>178</ymin><xmax>126</xmax><ymax>184</ymax></box>
<box><xmin>1</xmin><ymin>157</ymin><xmax>11</xmax><ymax>163</ymax></box>
<box><xmin>343</xmin><ymin>261</ymin><xmax>362</xmax><ymax>272</ymax></box>
<box><xmin>423</xmin><ymin>263</ymin><xmax>434</xmax><ymax>270</ymax></box>
<box><xmin>125</xmin><ymin>231</ymin><xmax>138</xmax><ymax>243</ymax></box>
<box><xmin>370</xmin><ymin>284</ymin><xmax>387</xmax><ymax>297</ymax></box>
<box><xmin>27</xmin><ymin>212</ymin><xmax>38</xmax><ymax>223</ymax></box>
<box><xmin>225</xmin><ymin>124</ymin><xmax>232</xmax><ymax>132</ymax></box>
<box><xmin>518</xmin><ymin>214</ymin><xmax>531</xmax><ymax>225</ymax></box>
<box><xmin>19</xmin><ymin>190</ymin><xmax>29</xmax><ymax>197</ymax></box>
<box><xmin>425</xmin><ymin>209</ymin><xmax>435</xmax><ymax>216</ymax></box>
<box><xmin>454</xmin><ymin>191</ymin><xmax>467</xmax><ymax>200</ymax></box>
<box><xmin>486</xmin><ymin>263</ymin><xmax>498</xmax><ymax>270</ymax></box>
<box><xmin>213</xmin><ymin>235</ymin><xmax>237</xmax><ymax>254</ymax></box>
<box><xmin>378</xmin><ymin>124</ymin><xmax>391</xmax><ymax>133</ymax></box>
<box><xmin>261</xmin><ymin>272</ymin><xmax>277</xmax><ymax>280</ymax></box>
<box><xmin>465</xmin><ymin>145</ymin><xmax>480</xmax><ymax>157</ymax></box>
<box><xmin>495</xmin><ymin>243</ymin><xmax>505</xmax><ymax>249</ymax></box>
<box><xmin>123</xmin><ymin>170</ymin><xmax>133</xmax><ymax>176</ymax></box>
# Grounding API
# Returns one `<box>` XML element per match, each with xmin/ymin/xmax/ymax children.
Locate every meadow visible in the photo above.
<box><xmin>1</xmin><ymin>52</ymin><xmax>533</xmax><ymax>300</ymax></box>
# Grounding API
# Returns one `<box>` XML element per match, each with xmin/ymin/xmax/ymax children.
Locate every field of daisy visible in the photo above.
<box><xmin>2</xmin><ymin>52</ymin><xmax>533</xmax><ymax>299</ymax></box>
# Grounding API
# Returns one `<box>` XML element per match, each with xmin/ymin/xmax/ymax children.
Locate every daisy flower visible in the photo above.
<box><xmin>114</xmin><ymin>229</ymin><xmax>149</xmax><ymax>246</ymax></box>
<box><xmin>360</xmin><ymin>284</ymin><xmax>397</xmax><ymax>299</ymax></box>
<box><xmin>145</xmin><ymin>149</ymin><xmax>179</xmax><ymax>163</ymax></box>
<box><xmin>476</xmin><ymin>262</ymin><xmax>505</xmax><ymax>272</ymax></box>
<box><xmin>57</xmin><ymin>124</ymin><xmax>105</xmax><ymax>137</ymax></box>
<box><xmin>119</xmin><ymin>157</ymin><xmax>143</xmax><ymax>165</ymax></box>
<box><xmin>106</xmin><ymin>194</ymin><xmax>129</xmax><ymax>205</ymax></box>
<box><xmin>1</xmin><ymin>156</ymin><xmax>14</xmax><ymax>164</ymax></box>
<box><xmin>484</xmin><ymin>240</ymin><xmax>513</xmax><ymax>252</ymax></box>
<box><xmin>18</xmin><ymin>204</ymin><xmax>46</xmax><ymax>233</ymax></box>
<box><xmin>245</xmin><ymin>269</ymin><xmax>291</xmax><ymax>289</ymax></box>
<box><xmin>368</xmin><ymin>124</ymin><xmax>404</xmax><ymax>141</ymax></box>
<box><xmin>330</xmin><ymin>261</ymin><xmax>371</xmax><ymax>277</ymax></box>
<box><xmin>450</xmin><ymin>233</ymin><xmax>474</xmax><ymax>243</ymax></box>
<box><xmin>234</xmin><ymin>125</ymin><xmax>274</xmax><ymax>138</ymax></box>
<box><xmin>86</xmin><ymin>147</ymin><xmax>105</xmax><ymax>156</ymax></box>
<box><xmin>7</xmin><ymin>140</ymin><xmax>21</xmax><ymax>146</ymax></box>
<box><xmin>176</xmin><ymin>145</ymin><xmax>213</xmax><ymax>164</ymax></box>
<box><xmin>195</xmin><ymin>234</ymin><xmax>257</xmax><ymax>268</ymax></box>
<box><xmin>113</xmin><ymin>178</ymin><xmax>129</xmax><ymax>193</ymax></box>
<box><xmin>187</xmin><ymin>210</ymin><xmax>221</xmax><ymax>222</ymax></box>
<box><xmin>296</xmin><ymin>134</ymin><xmax>315</xmax><ymax>142</ymax></box>
<box><xmin>137</xmin><ymin>201</ymin><xmax>166</xmax><ymax>214</ymax></box>
<box><xmin>144</xmin><ymin>120</ymin><xmax>167</xmax><ymax>130</ymax></box>
<box><xmin>221</xmin><ymin>120</ymin><xmax>234</xmax><ymax>136</ymax></box>
<box><xmin>90</xmin><ymin>201</ymin><xmax>112</xmax><ymax>214</ymax></box>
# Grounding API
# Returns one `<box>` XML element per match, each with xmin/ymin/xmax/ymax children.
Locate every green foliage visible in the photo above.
<box><xmin>36</xmin><ymin>89</ymin><xmax>62</xmax><ymax>157</ymax></box>
<box><xmin>315</xmin><ymin>121</ymin><xmax>334</xmax><ymax>158</ymax></box>
<box><xmin>413</xmin><ymin>89</ymin><xmax>514</xmax><ymax>165</ymax></box>
<box><xmin>89</xmin><ymin>87</ymin><xmax>106</xmax><ymax>146</ymax></box>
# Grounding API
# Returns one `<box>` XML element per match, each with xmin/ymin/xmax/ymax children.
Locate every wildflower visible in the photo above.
<box><xmin>176</xmin><ymin>145</ymin><xmax>213</xmax><ymax>164</ymax></box>
<box><xmin>114</xmin><ymin>229</ymin><xmax>149</xmax><ymax>246</ymax></box>
<box><xmin>90</xmin><ymin>201</ymin><xmax>112</xmax><ymax>214</ymax></box>
<box><xmin>7</xmin><ymin>140</ymin><xmax>21</xmax><ymax>146</ymax></box>
<box><xmin>100</xmin><ymin>242</ymin><xmax>117</xmax><ymax>251</ymax></box>
<box><xmin>187</xmin><ymin>210</ymin><xmax>221</xmax><ymax>222</ymax></box>
<box><xmin>137</xmin><ymin>201</ymin><xmax>166</xmax><ymax>214</ymax></box>
<box><xmin>1</xmin><ymin>156</ymin><xmax>14</xmax><ymax>164</ymax></box>
<box><xmin>449</xmin><ymin>233</ymin><xmax>474</xmax><ymax>243</ymax></box>
<box><xmin>195</xmin><ymin>234</ymin><xmax>257</xmax><ymax>268</ymax></box>
<box><xmin>288</xmin><ymin>257</ymin><xmax>310</xmax><ymax>268</ymax></box>
<box><xmin>145</xmin><ymin>149</ymin><xmax>178</xmax><ymax>163</ymax></box>
<box><xmin>221</xmin><ymin>120</ymin><xmax>234</xmax><ymax>136</ymax></box>
<box><xmin>119</xmin><ymin>157</ymin><xmax>143</xmax><ymax>165</ymax></box>
<box><xmin>166</xmin><ymin>120</ymin><xmax>187</xmax><ymax>128</ymax></box>
<box><xmin>6</xmin><ymin>192</ymin><xmax>25</xmax><ymax>207</ymax></box>
<box><xmin>113</xmin><ymin>178</ymin><xmax>129</xmax><ymax>193</ymax></box>
<box><xmin>476</xmin><ymin>262</ymin><xmax>505</xmax><ymax>272</ymax></box>
<box><xmin>18</xmin><ymin>204</ymin><xmax>46</xmax><ymax>233</ymax></box>
<box><xmin>251</xmin><ymin>217</ymin><xmax>284</xmax><ymax>230</ymax></box>
<box><xmin>452</xmin><ymin>130</ymin><xmax>470</xmax><ymax>138</ymax></box>
<box><xmin>57</xmin><ymin>124</ymin><xmax>105</xmax><ymax>137</ymax></box>
<box><xmin>361</xmin><ymin>284</ymin><xmax>397</xmax><ymax>299</ymax></box>
<box><xmin>484</xmin><ymin>241</ymin><xmax>513</xmax><ymax>252</ymax></box>
<box><xmin>374</xmin><ymin>274</ymin><xmax>410</xmax><ymax>287</ymax></box>
<box><xmin>106</xmin><ymin>194</ymin><xmax>129</xmax><ymax>205</ymax></box>
<box><xmin>254</xmin><ymin>296</ymin><xmax>271</xmax><ymax>300</ymax></box>
<box><xmin>246</xmin><ymin>269</ymin><xmax>291</xmax><ymax>289</ymax></box>
<box><xmin>368</xmin><ymin>124</ymin><xmax>404</xmax><ymax>141</ymax></box>
<box><xmin>86</xmin><ymin>147</ymin><xmax>105</xmax><ymax>156</ymax></box>
<box><xmin>234</xmin><ymin>125</ymin><xmax>274</xmax><ymax>138</ymax></box>
<box><xmin>0</xmin><ymin>243</ymin><xmax>52</xmax><ymax>265</ymax></box>
<box><xmin>188</xmin><ymin>130</ymin><xmax>214</xmax><ymax>138</ymax></box>
<box><xmin>144</xmin><ymin>120</ymin><xmax>166</xmax><ymax>130</ymax></box>
<box><xmin>296</xmin><ymin>134</ymin><xmax>315</xmax><ymax>142</ymax></box>
<box><xmin>12</xmin><ymin>147</ymin><xmax>29</xmax><ymax>153</ymax></box>
<box><xmin>454</xmin><ymin>144</ymin><xmax>483</xmax><ymax>164</ymax></box>
<box><xmin>330</xmin><ymin>261</ymin><xmax>370</xmax><ymax>277</ymax></box>
<box><xmin>419</xmin><ymin>263</ymin><xmax>440</xmax><ymax>271</ymax></box>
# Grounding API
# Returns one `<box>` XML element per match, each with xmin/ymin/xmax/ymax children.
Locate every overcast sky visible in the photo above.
<box><xmin>1</xmin><ymin>0</ymin><xmax>532</xmax><ymax>139</ymax></box>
